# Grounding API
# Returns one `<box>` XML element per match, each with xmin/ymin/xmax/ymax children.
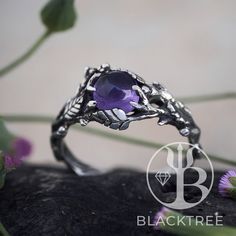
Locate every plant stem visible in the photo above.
<box><xmin>158</xmin><ymin>209</ymin><xmax>236</xmax><ymax>236</ymax></box>
<box><xmin>0</xmin><ymin>31</ymin><xmax>51</xmax><ymax>78</ymax></box>
<box><xmin>1</xmin><ymin>114</ymin><xmax>236</xmax><ymax>166</ymax></box>
<box><xmin>0</xmin><ymin>223</ymin><xmax>10</xmax><ymax>236</ymax></box>
<box><xmin>179</xmin><ymin>92</ymin><xmax>236</xmax><ymax>104</ymax></box>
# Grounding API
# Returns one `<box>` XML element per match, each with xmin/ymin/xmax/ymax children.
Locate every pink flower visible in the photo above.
<box><xmin>218</xmin><ymin>170</ymin><xmax>236</xmax><ymax>198</ymax></box>
<box><xmin>153</xmin><ymin>207</ymin><xmax>171</xmax><ymax>230</ymax></box>
<box><xmin>3</xmin><ymin>137</ymin><xmax>32</xmax><ymax>170</ymax></box>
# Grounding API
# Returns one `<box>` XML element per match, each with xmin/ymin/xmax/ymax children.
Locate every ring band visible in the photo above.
<box><xmin>50</xmin><ymin>64</ymin><xmax>201</xmax><ymax>176</ymax></box>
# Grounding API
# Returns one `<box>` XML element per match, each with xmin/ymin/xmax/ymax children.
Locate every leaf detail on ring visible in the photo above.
<box><xmin>63</xmin><ymin>96</ymin><xmax>83</xmax><ymax>120</ymax></box>
<box><xmin>92</xmin><ymin>109</ymin><xmax>130</xmax><ymax>130</ymax></box>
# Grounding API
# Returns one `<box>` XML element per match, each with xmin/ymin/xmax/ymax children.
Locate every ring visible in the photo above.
<box><xmin>51</xmin><ymin>64</ymin><xmax>202</xmax><ymax>176</ymax></box>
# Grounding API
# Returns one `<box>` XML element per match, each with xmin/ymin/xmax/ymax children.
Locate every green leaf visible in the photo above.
<box><xmin>0</xmin><ymin>170</ymin><xmax>6</xmax><ymax>189</ymax></box>
<box><xmin>0</xmin><ymin>152</ymin><xmax>4</xmax><ymax>171</ymax></box>
<box><xmin>0</xmin><ymin>153</ymin><xmax>6</xmax><ymax>189</ymax></box>
<box><xmin>41</xmin><ymin>0</ymin><xmax>77</xmax><ymax>33</ymax></box>
<box><xmin>229</xmin><ymin>177</ymin><xmax>236</xmax><ymax>187</ymax></box>
<box><xmin>0</xmin><ymin>222</ymin><xmax>10</xmax><ymax>236</ymax></box>
<box><xmin>159</xmin><ymin>209</ymin><xmax>236</xmax><ymax>236</ymax></box>
<box><xmin>0</xmin><ymin>119</ymin><xmax>14</xmax><ymax>152</ymax></box>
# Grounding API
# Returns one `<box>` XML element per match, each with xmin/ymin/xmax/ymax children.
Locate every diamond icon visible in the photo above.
<box><xmin>155</xmin><ymin>171</ymin><xmax>171</xmax><ymax>186</ymax></box>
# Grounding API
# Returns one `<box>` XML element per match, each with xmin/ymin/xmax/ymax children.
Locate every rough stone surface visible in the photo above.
<box><xmin>0</xmin><ymin>165</ymin><xmax>235</xmax><ymax>236</ymax></box>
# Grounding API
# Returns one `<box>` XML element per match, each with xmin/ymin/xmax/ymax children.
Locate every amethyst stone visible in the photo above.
<box><xmin>93</xmin><ymin>71</ymin><xmax>139</xmax><ymax>113</ymax></box>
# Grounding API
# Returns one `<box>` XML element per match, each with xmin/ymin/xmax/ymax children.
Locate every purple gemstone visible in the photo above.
<box><xmin>93</xmin><ymin>71</ymin><xmax>139</xmax><ymax>113</ymax></box>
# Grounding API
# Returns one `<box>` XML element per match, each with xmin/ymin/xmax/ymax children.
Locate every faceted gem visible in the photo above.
<box><xmin>93</xmin><ymin>71</ymin><xmax>139</xmax><ymax>113</ymax></box>
<box><xmin>155</xmin><ymin>171</ymin><xmax>171</xmax><ymax>186</ymax></box>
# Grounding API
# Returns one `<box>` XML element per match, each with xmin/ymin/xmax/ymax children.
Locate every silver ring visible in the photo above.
<box><xmin>51</xmin><ymin>64</ymin><xmax>201</xmax><ymax>176</ymax></box>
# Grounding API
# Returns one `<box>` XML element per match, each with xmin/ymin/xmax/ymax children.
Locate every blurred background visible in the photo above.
<box><xmin>0</xmin><ymin>0</ymin><xmax>235</xmax><ymax>171</ymax></box>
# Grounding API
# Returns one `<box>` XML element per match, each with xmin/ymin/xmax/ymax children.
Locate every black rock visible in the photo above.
<box><xmin>0</xmin><ymin>165</ymin><xmax>235</xmax><ymax>236</ymax></box>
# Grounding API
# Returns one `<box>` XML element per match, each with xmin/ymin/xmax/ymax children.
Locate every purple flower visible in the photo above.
<box><xmin>11</xmin><ymin>138</ymin><xmax>32</xmax><ymax>158</ymax></box>
<box><xmin>4</xmin><ymin>137</ymin><xmax>32</xmax><ymax>170</ymax></box>
<box><xmin>4</xmin><ymin>154</ymin><xmax>22</xmax><ymax>169</ymax></box>
<box><xmin>153</xmin><ymin>207</ymin><xmax>171</xmax><ymax>230</ymax></box>
<box><xmin>218</xmin><ymin>170</ymin><xmax>236</xmax><ymax>198</ymax></box>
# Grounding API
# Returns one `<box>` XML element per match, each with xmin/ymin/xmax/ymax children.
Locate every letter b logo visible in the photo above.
<box><xmin>146</xmin><ymin>142</ymin><xmax>214</xmax><ymax>210</ymax></box>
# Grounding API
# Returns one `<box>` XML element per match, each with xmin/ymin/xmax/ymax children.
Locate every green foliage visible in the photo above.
<box><xmin>0</xmin><ymin>0</ymin><xmax>78</xmax><ymax>77</ymax></box>
<box><xmin>0</xmin><ymin>119</ymin><xmax>13</xmax><ymax>152</ymax></box>
<box><xmin>41</xmin><ymin>0</ymin><xmax>77</xmax><ymax>33</ymax></box>
<box><xmin>0</xmin><ymin>170</ymin><xmax>6</xmax><ymax>189</ymax></box>
<box><xmin>0</xmin><ymin>222</ymin><xmax>10</xmax><ymax>236</ymax></box>
<box><xmin>229</xmin><ymin>177</ymin><xmax>236</xmax><ymax>187</ymax></box>
<box><xmin>229</xmin><ymin>177</ymin><xmax>236</xmax><ymax>199</ymax></box>
<box><xmin>159</xmin><ymin>209</ymin><xmax>236</xmax><ymax>236</ymax></box>
<box><xmin>0</xmin><ymin>152</ymin><xmax>6</xmax><ymax>189</ymax></box>
<box><xmin>0</xmin><ymin>120</ymin><xmax>12</xmax><ymax>189</ymax></box>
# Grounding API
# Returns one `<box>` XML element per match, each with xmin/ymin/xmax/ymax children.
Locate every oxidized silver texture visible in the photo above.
<box><xmin>51</xmin><ymin>64</ymin><xmax>202</xmax><ymax>176</ymax></box>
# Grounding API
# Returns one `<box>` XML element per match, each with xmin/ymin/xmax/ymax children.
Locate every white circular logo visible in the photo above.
<box><xmin>146</xmin><ymin>142</ymin><xmax>214</xmax><ymax>210</ymax></box>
